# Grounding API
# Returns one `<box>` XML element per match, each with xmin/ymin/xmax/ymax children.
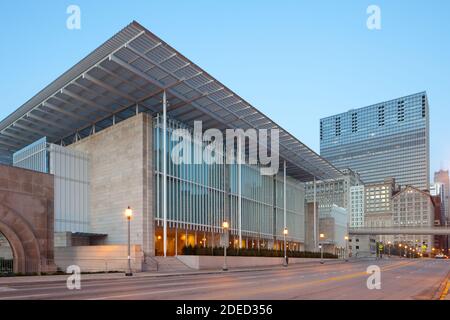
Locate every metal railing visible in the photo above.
<box><xmin>55</xmin><ymin>258</ymin><xmax>141</xmax><ymax>274</ymax></box>
<box><xmin>0</xmin><ymin>259</ymin><xmax>13</xmax><ymax>274</ymax></box>
<box><xmin>349</xmin><ymin>226</ymin><xmax>450</xmax><ymax>235</ymax></box>
<box><xmin>0</xmin><ymin>258</ymin><xmax>143</xmax><ymax>277</ymax></box>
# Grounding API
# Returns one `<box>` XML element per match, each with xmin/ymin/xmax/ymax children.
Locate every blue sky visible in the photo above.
<box><xmin>0</xmin><ymin>1</ymin><xmax>449</xmax><ymax>177</ymax></box>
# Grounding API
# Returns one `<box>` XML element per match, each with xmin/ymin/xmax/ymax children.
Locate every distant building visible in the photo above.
<box><xmin>364</xmin><ymin>178</ymin><xmax>399</xmax><ymax>244</ymax></box>
<box><xmin>392</xmin><ymin>186</ymin><xmax>434</xmax><ymax>250</ymax></box>
<box><xmin>430</xmin><ymin>183</ymin><xmax>447</xmax><ymax>226</ymax></box>
<box><xmin>349</xmin><ymin>185</ymin><xmax>365</xmax><ymax>228</ymax></box>
<box><xmin>434</xmin><ymin>170</ymin><xmax>449</xmax><ymax>223</ymax></box>
<box><xmin>430</xmin><ymin>194</ymin><xmax>447</xmax><ymax>251</ymax></box>
<box><xmin>305</xmin><ymin>168</ymin><xmax>362</xmax><ymax>219</ymax></box>
<box><xmin>320</xmin><ymin>92</ymin><xmax>430</xmax><ymax>191</ymax></box>
<box><xmin>434</xmin><ymin>170</ymin><xmax>450</xmax><ymax>251</ymax></box>
<box><xmin>319</xmin><ymin>205</ymin><xmax>348</xmax><ymax>253</ymax></box>
<box><xmin>348</xmin><ymin>235</ymin><xmax>377</xmax><ymax>258</ymax></box>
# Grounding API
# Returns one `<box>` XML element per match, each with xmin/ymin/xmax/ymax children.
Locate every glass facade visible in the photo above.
<box><xmin>153</xmin><ymin>115</ymin><xmax>305</xmax><ymax>254</ymax></box>
<box><xmin>320</xmin><ymin>92</ymin><xmax>429</xmax><ymax>190</ymax></box>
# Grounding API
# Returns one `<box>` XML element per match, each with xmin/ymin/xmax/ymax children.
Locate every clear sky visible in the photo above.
<box><xmin>0</xmin><ymin>1</ymin><xmax>449</xmax><ymax>178</ymax></box>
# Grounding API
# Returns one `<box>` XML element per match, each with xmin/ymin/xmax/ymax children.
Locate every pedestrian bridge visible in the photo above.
<box><xmin>349</xmin><ymin>227</ymin><xmax>450</xmax><ymax>236</ymax></box>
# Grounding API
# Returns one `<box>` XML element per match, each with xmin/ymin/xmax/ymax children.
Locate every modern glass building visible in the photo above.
<box><xmin>0</xmin><ymin>21</ymin><xmax>342</xmax><ymax>260</ymax></box>
<box><xmin>153</xmin><ymin>115</ymin><xmax>306</xmax><ymax>254</ymax></box>
<box><xmin>320</xmin><ymin>93</ymin><xmax>430</xmax><ymax>190</ymax></box>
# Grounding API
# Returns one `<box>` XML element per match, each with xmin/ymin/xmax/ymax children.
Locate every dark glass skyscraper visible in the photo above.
<box><xmin>320</xmin><ymin>92</ymin><xmax>429</xmax><ymax>190</ymax></box>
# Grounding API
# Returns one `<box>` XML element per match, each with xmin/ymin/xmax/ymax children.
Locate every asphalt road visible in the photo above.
<box><xmin>0</xmin><ymin>259</ymin><xmax>448</xmax><ymax>300</ymax></box>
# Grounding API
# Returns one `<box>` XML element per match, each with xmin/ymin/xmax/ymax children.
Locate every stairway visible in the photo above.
<box><xmin>153</xmin><ymin>257</ymin><xmax>193</xmax><ymax>273</ymax></box>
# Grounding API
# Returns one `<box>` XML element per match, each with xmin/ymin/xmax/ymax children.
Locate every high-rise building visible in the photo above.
<box><xmin>320</xmin><ymin>92</ymin><xmax>430</xmax><ymax>190</ymax></box>
<box><xmin>430</xmin><ymin>183</ymin><xmax>446</xmax><ymax>225</ymax></box>
<box><xmin>433</xmin><ymin>170</ymin><xmax>450</xmax><ymax>251</ymax></box>
<box><xmin>434</xmin><ymin>170</ymin><xmax>449</xmax><ymax>223</ymax></box>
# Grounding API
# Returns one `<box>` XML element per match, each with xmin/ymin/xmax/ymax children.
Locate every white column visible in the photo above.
<box><xmin>163</xmin><ymin>91</ymin><xmax>168</xmax><ymax>257</ymax></box>
<box><xmin>238</xmin><ymin>135</ymin><xmax>242</xmax><ymax>248</ymax></box>
<box><xmin>175</xmin><ymin>226</ymin><xmax>178</xmax><ymax>257</ymax></box>
<box><xmin>313</xmin><ymin>176</ymin><xmax>317</xmax><ymax>250</ymax></box>
<box><xmin>284</xmin><ymin>161</ymin><xmax>287</xmax><ymax>232</ymax></box>
<box><xmin>283</xmin><ymin>161</ymin><xmax>287</xmax><ymax>261</ymax></box>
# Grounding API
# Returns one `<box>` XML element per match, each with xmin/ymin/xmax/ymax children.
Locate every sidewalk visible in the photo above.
<box><xmin>0</xmin><ymin>258</ymin><xmax>346</xmax><ymax>285</ymax></box>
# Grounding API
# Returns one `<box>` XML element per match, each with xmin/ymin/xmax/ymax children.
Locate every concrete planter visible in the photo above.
<box><xmin>55</xmin><ymin>245</ymin><xmax>144</xmax><ymax>273</ymax></box>
<box><xmin>177</xmin><ymin>255</ymin><xmax>336</xmax><ymax>270</ymax></box>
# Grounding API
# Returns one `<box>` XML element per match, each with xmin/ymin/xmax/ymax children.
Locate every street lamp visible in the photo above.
<box><xmin>387</xmin><ymin>241</ymin><xmax>391</xmax><ymax>258</ymax></box>
<box><xmin>344</xmin><ymin>236</ymin><xmax>349</xmax><ymax>262</ymax></box>
<box><xmin>320</xmin><ymin>233</ymin><xmax>325</xmax><ymax>264</ymax></box>
<box><xmin>222</xmin><ymin>220</ymin><xmax>229</xmax><ymax>271</ymax></box>
<box><xmin>125</xmin><ymin>206</ymin><xmax>133</xmax><ymax>277</ymax></box>
<box><xmin>283</xmin><ymin>228</ymin><xmax>288</xmax><ymax>267</ymax></box>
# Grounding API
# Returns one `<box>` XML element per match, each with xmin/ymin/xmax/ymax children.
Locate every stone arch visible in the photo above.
<box><xmin>0</xmin><ymin>204</ymin><xmax>41</xmax><ymax>274</ymax></box>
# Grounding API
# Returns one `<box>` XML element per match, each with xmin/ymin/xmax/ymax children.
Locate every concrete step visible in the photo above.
<box><xmin>142</xmin><ymin>257</ymin><xmax>158</xmax><ymax>272</ymax></box>
<box><xmin>154</xmin><ymin>257</ymin><xmax>193</xmax><ymax>272</ymax></box>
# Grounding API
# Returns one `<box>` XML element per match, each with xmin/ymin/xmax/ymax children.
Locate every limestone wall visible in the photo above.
<box><xmin>68</xmin><ymin>114</ymin><xmax>154</xmax><ymax>256</ymax></box>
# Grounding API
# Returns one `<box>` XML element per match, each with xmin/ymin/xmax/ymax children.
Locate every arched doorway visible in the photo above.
<box><xmin>0</xmin><ymin>206</ymin><xmax>42</xmax><ymax>274</ymax></box>
<box><xmin>0</xmin><ymin>164</ymin><xmax>56</xmax><ymax>274</ymax></box>
<box><xmin>0</xmin><ymin>232</ymin><xmax>13</xmax><ymax>274</ymax></box>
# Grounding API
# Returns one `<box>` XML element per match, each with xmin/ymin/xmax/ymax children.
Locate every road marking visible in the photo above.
<box><xmin>0</xmin><ymin>287</ymin><xmax>16</xmax><ymax>292</ymax></box>
<box><xmin>207</xmin><ymin>260</ymin><xmax>418</xmax><ymax>299</ymax></box>
<box><xmin>90</xmin><ymin>281</ymin><xmax>259</xmax><ymax>300</ymax></box>
<box><xmin>439</xmin><ymin>279</ymin><xmax>449</xmax><ymax>300</ymax></box>
<box><xmin>0</xmin><ymin>293</ymin><xmax>52</xmax><ymax>300</ymax></box>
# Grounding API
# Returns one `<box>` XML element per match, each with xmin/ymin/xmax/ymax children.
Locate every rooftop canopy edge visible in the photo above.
<box><xmin>0</xmin><ymin>21</ymin><xmax>342</xmax><ymax>182</ymax></box>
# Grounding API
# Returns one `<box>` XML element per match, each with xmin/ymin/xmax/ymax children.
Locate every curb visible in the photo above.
<box><xmin>0</xmin><ymin>259</ymin><xmax>346</xmax><ymax>286</ymax></box>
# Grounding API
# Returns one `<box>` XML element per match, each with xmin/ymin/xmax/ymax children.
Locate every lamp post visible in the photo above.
<box><xmin>125</xmin><ymin>206</ymin><xmax>133</xmax><ymax>277</ymax></box>
<box><xmin>344</xmin><ymin>236</ymin><xmax>349</xmax><ymax>262</ymax></box>
<box><xmin>320</xmin><ymin>233</ymin><xmax>325</xmax><ymax>264</ymax></box>
<box><xmin>398</xmin><ymin>244</ymin><xmax>402</xmax><ymax>258</ymax></box>
<box><xmin>283</xmin><ymin>228</ymin><xmax>288</xmax><ymax>267</ymax></box>
<box><xmin>222</xmin><ymin>220</ymin><xmax>229</xmax><ymax>271</ymax></box>
<box><xmin>387</xmin><ymin>241</ymin><xmax>391</xmax><ymax>258</ymax></box>
<box><xmin>404</xmin><ymin>245</ymin><xmax>408</xmax><ymax>258</ymax></box>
